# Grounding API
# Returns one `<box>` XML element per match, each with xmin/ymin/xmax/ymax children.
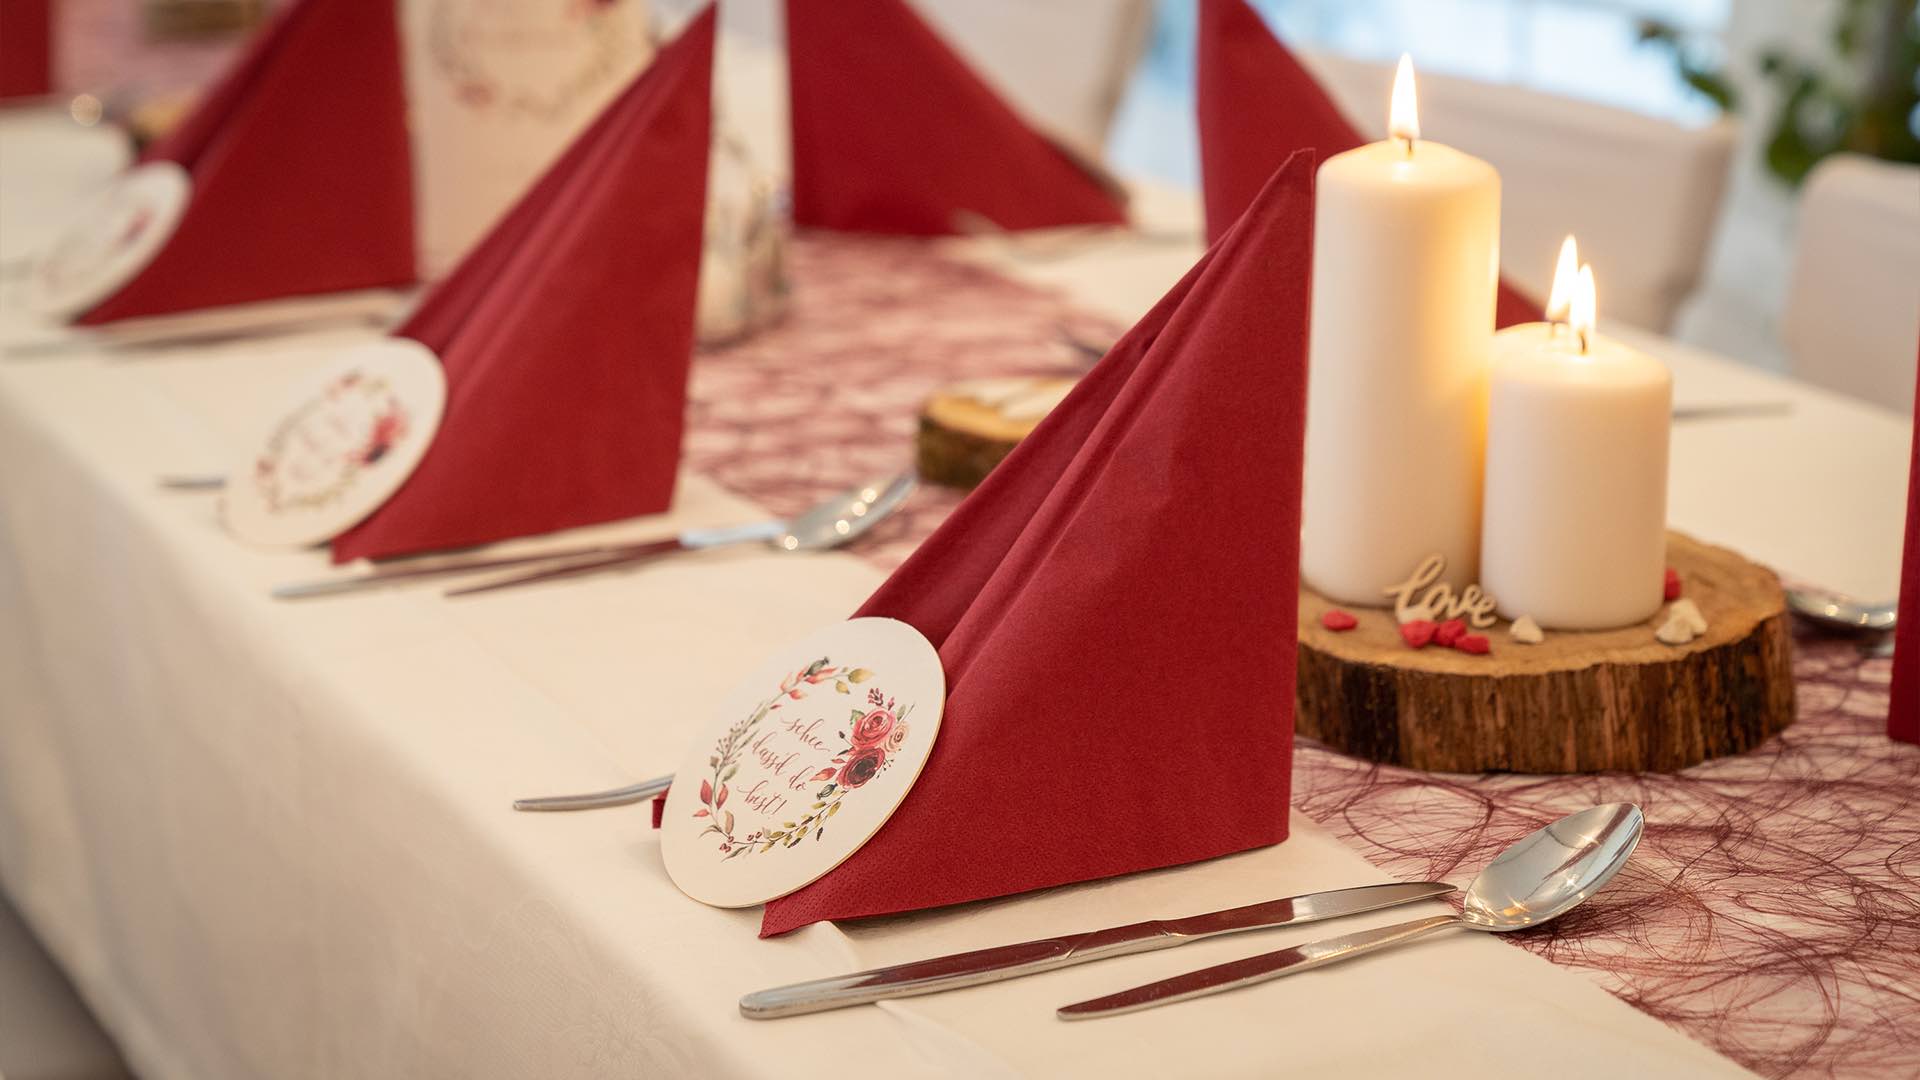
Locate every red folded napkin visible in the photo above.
<box><xmin>0</xmin><ymin>0</ymin><xmax>52</xmax><ymax>100</ymax></box>
<box><xmin>784</xmin><ymin>0</ymin><xmax>1128</xmax><ymax>235</ymax></box>
<box><xmin>330</xmin><ymin>8</ymin><xmax>715</xmax><ymax>564</ymax></box>
<box><xmin>1196</xmin><ymin>0</ymin><xmax>1540</xmax><ymax>328</ymax></box>
<box><xmin>77</xmin><ymin>0</ymin><xmax>415</xmax><ymax>325</ymax></box>
<box><xmin>1891</xmin><ymin>346</ymin><xmax>1920</xmax><ymax>744</ymax></box>
<box><xmin>762</xmin><ymin>151</ymin><xmax>1316</xmax><ymax>936</ymax></box>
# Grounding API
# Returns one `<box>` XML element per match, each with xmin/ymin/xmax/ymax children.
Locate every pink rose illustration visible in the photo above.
<box><xmin>850</xmin><ymin>708</ymin><xmax>895</xmax><ymax>747</ymax></box>
<box><xmin>884</xmin><ymin>723</ymin><xmax>909</xmax><ymax>753</ymax></box>
<box><xmin>837</xmin><ymin>744</ymin><xmax>887</xmax><ymax>789</ymax></box>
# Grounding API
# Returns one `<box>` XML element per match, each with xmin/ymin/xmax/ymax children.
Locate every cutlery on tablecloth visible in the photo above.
<box><xmin>512</xmin><ymin>774</ymin><xmax>673</xmax><ymax>812</ymax></box>
<box><xmin>268</xmin><ymin>473</ymin><xmax>917</xmax><ymax>601</ymax></box>
<box><xmin>157</xmin><ymin>473</ymin><xmax>227</xmax><ymax>491</ymax></box>
<box><xmin>441</xmin><ymin>472</ymin><xmax>916</xmax><ymax>598</ymax></box>
<box><xmin>736</xmin><ymin>881</ymin><xmax>1458</xmax><ymax>1020</ymax></box>
<box><xmin>1785</xmin><ymin>587</ymin><xmax>1897</xmax><ymax>636</ymax></box>
<box><xmin>1057</xmin><ymin>803</ymin><xmax>1643</xmax><ymax>1019</ymax></box>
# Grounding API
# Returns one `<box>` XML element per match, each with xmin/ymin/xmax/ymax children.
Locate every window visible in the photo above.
<box><xmin>1113</xmin><ymin>0</ymin><xmax>1734</xmax><ymax>184</ymax></box>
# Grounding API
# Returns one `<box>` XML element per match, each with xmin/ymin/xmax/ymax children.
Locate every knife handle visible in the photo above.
<box><xmin>739</xmin><ymin>927</ymin><xmax>1165</xmax><ymax>1020</ymax></box>
<box><xmin>1056</xmin><ymin>914</ymin><xmax>1464</xmax><ymax>1020</ymax></box>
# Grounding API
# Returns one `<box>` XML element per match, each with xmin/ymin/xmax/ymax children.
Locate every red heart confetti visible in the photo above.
<box><xmin>1399</xmin><ymin>619</ymin><xmax>1437</xmax><ymax>649</ymax></box>
<box><xmin>1321</xmin><ymin>609</ymin><xmax>1359</xmax><ymax>631</ymax></box>
<box><xmin>1454</xmin><ymin>633</ymin><xmax>1492</xmax><ymax>655</ymax></box>
<box><xmin>1434</xmin><ymin>617</ymin><xmax>1468</xmax><ymax>647</ymax></box>
<box><xmin>1664</xmin><ymin>567</ymin><xmax>1683</xmax><ymax>601</ymax></box>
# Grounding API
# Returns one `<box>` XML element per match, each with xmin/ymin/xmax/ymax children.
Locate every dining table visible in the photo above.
<box><xmin>0</xmin><ymin>98</ymin><xmax>1912</xmax><ymax>1080</ymax></box>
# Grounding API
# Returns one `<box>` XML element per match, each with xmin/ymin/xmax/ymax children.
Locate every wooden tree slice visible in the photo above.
<box><xmin>1295</xmin><ymin>531</ymin><xmax>1795</xmax><ymax>773</ymax></box>
<box><xmin>915</xmin><ymin>378</ymin><xmax>1074</xmax><ymax>489</ymax></box>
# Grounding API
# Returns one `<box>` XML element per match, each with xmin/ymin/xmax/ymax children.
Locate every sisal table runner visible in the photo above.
<box><xmin>686</xmin><ymin>233</ymin><xmax>1919</xmax><ymax>1080</ymax></box>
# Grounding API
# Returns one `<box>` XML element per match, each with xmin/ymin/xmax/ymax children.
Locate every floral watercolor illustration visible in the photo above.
<box><xmin>694</xmin><ymin>656</ymin><xmax>915</xmax><ymax>860</ymax></box>
<box><xmin>253</xmin><ymin>371</ymin><xmax>413</xmax><ymax>514</ymax></box>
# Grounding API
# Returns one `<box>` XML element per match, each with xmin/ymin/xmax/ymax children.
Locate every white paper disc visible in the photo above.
<box><xmin>220</xmin><ymin>339</ymin><xmax>448</xmax><ymax>549</ymax></box>
<box><xmin>28</xmin><ymin>161</ymin><xmax>192</xmax><ymax>320</ymax></box>
<box><xmin>661</xmin><ymin>617</ymin><xmax>946</xmax><ymax>908</ymax></box>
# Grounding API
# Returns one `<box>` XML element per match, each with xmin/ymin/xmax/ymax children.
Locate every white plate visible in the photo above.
<box><xmin>220</xmin><ymin>338</ymin><xmax>448</xmax><ymax>549</ymax></box>
<box><xmin>28</xmin><ymin>161</ymin><xmax>191</xmax><ymax>320</ymax></box>
<box><xmin>661</xmin><ymin>617</ymin><xmax>946</xmax><ymax>908</ymax></box>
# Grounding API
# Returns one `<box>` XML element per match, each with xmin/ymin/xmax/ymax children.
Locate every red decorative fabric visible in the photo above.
<box><xmin>0</xmin><ymin>0</ymin><xmax>52</xmax><ymax>99</ymax></box>
<box><xmin>1195</xmin><ymin>0</ymin><xmax>1541</xmax><ymax>328</ymax></box>
<box><xmin>76</xmin><ymin>0</ymin><xmax>414</xmax><ymax>325</ymax></box>
<box><xmin>761</xmin><ymin>153</ymin><xmax>1316</xmax><ymax>935</ymax></box>
<box><xmin>331</xmin><ymin>8</ymin><xmax>715</xmax><ymax>563</ymax></box>
<box><xmin>783</xmin><ymin>0</ymin><xmax>1128</xmax><ymax>236</ymax></box>
<box><xmin>1890</xmin><ymin>345</ymin><xmax>1920</xmax><ymax>743</ymax></box>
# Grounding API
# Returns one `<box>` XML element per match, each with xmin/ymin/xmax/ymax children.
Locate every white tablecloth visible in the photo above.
<box><xmin>4</xmin><ymin>109</ymin><xmax>1905</xmax><ymax>1080</ymax></box>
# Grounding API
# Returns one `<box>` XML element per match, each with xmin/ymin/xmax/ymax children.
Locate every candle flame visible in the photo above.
<box><xmin>1570</xmin><ymin>264</ymin><xmax>1597</xmax><ymax>353</ymax></box>
<box><xmin>1389</xmin><ymin>54</ymin><xmax>1420</xmax><ymax>149</ymax></box>
<box><xmin>1545</xmin><ymin>235</ymin><xmax>1579</xmax><ymax>323</ymax></box>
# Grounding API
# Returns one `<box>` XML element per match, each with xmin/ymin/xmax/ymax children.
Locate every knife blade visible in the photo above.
<box><xmin>737</xmin><ymin>880</ymin><xmax>1455</xmax><ymax>1019</ymax></box>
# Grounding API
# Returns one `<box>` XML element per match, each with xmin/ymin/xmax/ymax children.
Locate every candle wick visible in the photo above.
<box><xmin>1400</xmin><ymin>136</ymin><xmax>1415</xmax><ymax>159</ymax></box>
<box><xmin>1577</xmin><ymin>327</ymin><xmax>1591</xmax><ymax>355</ymax></box>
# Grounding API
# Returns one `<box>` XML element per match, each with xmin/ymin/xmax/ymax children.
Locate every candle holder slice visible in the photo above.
<box><xmin>1295</xmin><ymin>531</ymin><xmax>1795</xmax><ymax>773</ymax></box>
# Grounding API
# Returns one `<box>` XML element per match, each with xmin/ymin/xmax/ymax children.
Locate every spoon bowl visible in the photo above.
<box><xmin>1459</xmin><ymin>802</ymin><xmax>1644</xmax><ymax>931</ymax></box>
<box><xmin>1785</xmin><ymin>588</ymin><xmax>1897</xmax><ymax>636</ymax></box>
<box><xmin>778</xmin><ymin>472</ymin><xmax>917</xmax><ymax>551</ymax></box>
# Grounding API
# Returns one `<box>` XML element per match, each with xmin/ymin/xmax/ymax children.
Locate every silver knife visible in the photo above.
<box><xmin>272</xmin><ymin>521</ymin><xmax>782</xmax><ymax>601</ymax></box>
<box><xmin>737</xmin><ymin>880</ymin><xmax>1456</xmax><ymax>1019</ymax></box>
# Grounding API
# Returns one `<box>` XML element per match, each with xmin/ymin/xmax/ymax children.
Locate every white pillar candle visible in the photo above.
<box><xmin>1301</xmin><ymin>56</ymin><xmax>1501</xmax><ymax>605</ymax></box>
<box><xmin>1481</xmin><ymin>252</ymin><xmax>1672</xmax><ymax>629</ymax></box>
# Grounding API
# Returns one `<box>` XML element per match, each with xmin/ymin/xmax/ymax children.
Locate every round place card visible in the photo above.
<box><xmin>661</xmin><ymin>617</ymin><xmax>945</xmax><ymax>908</ymax></box>
<box><xmin>28</xmin><ymin>161</ymin><xmax>192</xmax><ymax>320</ymax></box>
<box><xmin>220</xmin><ymin>338</ymin><xmax>448</xmax><ymax>549</ymax></box>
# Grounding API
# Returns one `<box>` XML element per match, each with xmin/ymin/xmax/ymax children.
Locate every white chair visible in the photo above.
<box><xmin>1782</xmin><ymin>154</ymin><xmax>1920</xmax><ymax>412</ymax></box>
<box><xmin>912</xmin><ymin>0</ymin><xmax>1154</xmax><ymax>156</ymax></box>
<box><xmin>1303</xmin><ymin>52</ymin><xmax>1737</xmax><ymax>333</ymax></box>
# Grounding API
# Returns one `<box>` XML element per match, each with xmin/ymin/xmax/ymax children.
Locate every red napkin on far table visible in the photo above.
<box><xmin>1196</xmin><ymin>0</ymin><xmax>1541</xmax><ymax>328</ymax></box>
<box><xmin>1890</xmin><ymin>346</ymin><xmax>1920</xmax><ymax>743</ymax></box>
<box><xmin>761</xmin><ymin>151</ymin><xmax>1317</xmax><ymax>936</ymax></box>
<box><xmin>784</xmin><ymin>0</ymin><xmax>1129</xmax><ymax>235</ymax></box>
<box><xmin>330</xmin><ymin>8</ymin><xmax>716</xmax><ymax>564</ymax></box>
<box><xmin>77</xmin><ymin>0</ymin><xmax>415</xmax><ymax>325</ymax></box>
<box><xmin>0</xmin><ymin>0</ymin><xmax>52</xmax><ymax>100</ymax></box>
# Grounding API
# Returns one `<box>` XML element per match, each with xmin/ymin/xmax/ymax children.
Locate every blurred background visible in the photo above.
<box><xmin>15</xmin><ymin>0</ymin><xmax>1917</xmax><ymax>403</ymax></box>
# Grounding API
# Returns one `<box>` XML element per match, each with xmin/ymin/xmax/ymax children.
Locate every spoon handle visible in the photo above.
<box><xmin>1056</xmin><ymin>914</ymin><xmax>1462</xmax><ymax>1020</ymax></box>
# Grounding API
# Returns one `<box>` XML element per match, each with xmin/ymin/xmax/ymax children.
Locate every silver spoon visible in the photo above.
<box><xmin>1785</xmin><ymin>588</ymin><xmax>1897</xmax><ymax>635</ymax></box>
<box><xmin>1057</xmin><ymin>803</ymin><xmax>1644</xmax><ymax>1019</ymax></box>
<box><xmin>270</xmin><ymin>472</ymin><xmax>916</xmax><ymax>600</ymax></box>
<box><xmin>444</xmin><ymin>471</ymin><xmax>917</xmax><ymax>597</ymax></box>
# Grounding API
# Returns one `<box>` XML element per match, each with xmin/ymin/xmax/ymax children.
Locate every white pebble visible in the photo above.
<box><xmin>1655</xmin><ymin>613</ymin><xmax>1698</xmax><ymax>646</ymax></box>
<box><xmin>1669</xmin><ymin>598</ymin><xmax>1708</xmax><ymax>635</ymax></box>
<box><xmin>1509</xmin><ymin>615</ymin><xmax>1544</xmax><ymax>644</ymax></box>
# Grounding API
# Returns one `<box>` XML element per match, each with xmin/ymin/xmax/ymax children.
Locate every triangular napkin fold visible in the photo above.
<box><xmin>330</xmin><ymin>7</ymin><xmax>717</xmax><ymax>563</ymax></box>
<box><xmin>78</xmin><ymin>0</ymin><xmax>415</xmax><ymax>325</ymax></box>
<box><xmin>1196</xmin><ymin>0</ymin><xmax>1540</xmax><ymax>328</ymax></box>
<box><xmin>784</xmin><ymin>0</ymin><xmax>1129</xmax><ymax>235</ymax></box>
<box><xmin>762</xmin><ymin>151</ymin><xmax>1318</xmax><ymax>936</ymax></box>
